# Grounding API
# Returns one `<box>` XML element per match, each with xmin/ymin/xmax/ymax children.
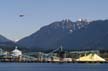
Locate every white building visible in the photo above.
<box><xmin>11</xmin><ymin>46</ymin><xmax>22</xmax><ymax>57</ymax></box>
<box><xmin>63</xmin><ymin>58</ymin><xmax>72</xmax><ymax>62</ymax></box>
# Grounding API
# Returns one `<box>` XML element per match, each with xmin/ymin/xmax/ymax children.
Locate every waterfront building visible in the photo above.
<box><xmin>51</xmin><ymin>56</ymin><xmax>60</xmax><ymax>62</ymax></box>
<box><xmin>3</xmin><ymin>51</ymin><xmax>9</xmax><ymax>56</ymax></box>
<box><xmin>63</xmin><ymin>58</ymin><xmax>72</xmax><ymax>62</ymax></box>
<box><xmin>0</xmin><ymin>48</ymin><xmax>3</xmax><ymax>55</ymax></box>
<box><xmin>11</xmin><ymin>46</ymin><xmax>22</xmax><ymax>57</ymax></box>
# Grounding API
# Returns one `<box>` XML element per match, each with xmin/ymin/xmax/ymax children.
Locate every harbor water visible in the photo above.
<box><xmin>0</xmin><ymin>63</ymin><xmax>107</xmax><ymax>71</ymax></box>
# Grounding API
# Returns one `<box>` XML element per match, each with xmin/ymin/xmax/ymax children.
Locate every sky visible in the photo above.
<box><xmin>0</xmin><ymin>0</ymin><xmax>108</xmax><ymax>41</ymax></box>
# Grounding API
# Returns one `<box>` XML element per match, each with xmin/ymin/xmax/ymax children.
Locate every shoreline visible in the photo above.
<box><xmin>0</xmin><ymin>61</ymin><xmax>108</xmax><ymax>63</ymax></box>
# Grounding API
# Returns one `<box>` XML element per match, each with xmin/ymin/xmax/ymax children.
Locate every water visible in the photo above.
<box><xmin>0</xmin><ymin>63</ymin><xmax>107</xmax><ymax>71</ymax></box>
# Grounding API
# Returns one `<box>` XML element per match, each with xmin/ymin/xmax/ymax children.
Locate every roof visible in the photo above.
<box><xmin>12</xmin><ymin>46</ymin><xmax>22</xmax><ymax>53</ymax></box>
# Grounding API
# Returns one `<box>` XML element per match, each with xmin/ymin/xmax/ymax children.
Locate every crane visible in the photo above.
<box><xmin>43</xmin><ymin>45</ymin><xmax>64</xmax><ymax>58</ymax></box>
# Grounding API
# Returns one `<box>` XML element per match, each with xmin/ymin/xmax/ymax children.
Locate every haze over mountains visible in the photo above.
<box><xmin>0</xmin><ymin>19</ymin><xmax>108</xmax><ymax>51</ymax></box>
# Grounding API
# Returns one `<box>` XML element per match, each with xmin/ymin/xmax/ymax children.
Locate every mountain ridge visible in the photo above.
<box><xmin>0</xmin><ymin>34</ymin><xmax>16</xmax><ymax>48</ymax></box>
<box><xmin>17</xmin><ymin>19</ymin><xmax>108</xmax><ymax>51</ymax></box>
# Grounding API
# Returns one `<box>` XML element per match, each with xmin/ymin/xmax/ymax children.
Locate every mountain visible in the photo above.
<box><xmin>17</xmin><ymin>19</ymin><xmax>108</xmax><ymax>51</ymax></box>
<box><xmin>0</xmin><ymin>35</ymin><xmax>16</xmax><ymax>49</ymax></box>
<box><xmin>0</xmin><ymin>35</ymin><xmax>11</xmax><ymax>42</ymax></box>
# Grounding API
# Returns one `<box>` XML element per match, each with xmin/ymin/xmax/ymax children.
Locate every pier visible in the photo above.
<box><xmin>0</xmin><ymin>46</ymin><xmax>108</xmax><ymax>63</ymax></box>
